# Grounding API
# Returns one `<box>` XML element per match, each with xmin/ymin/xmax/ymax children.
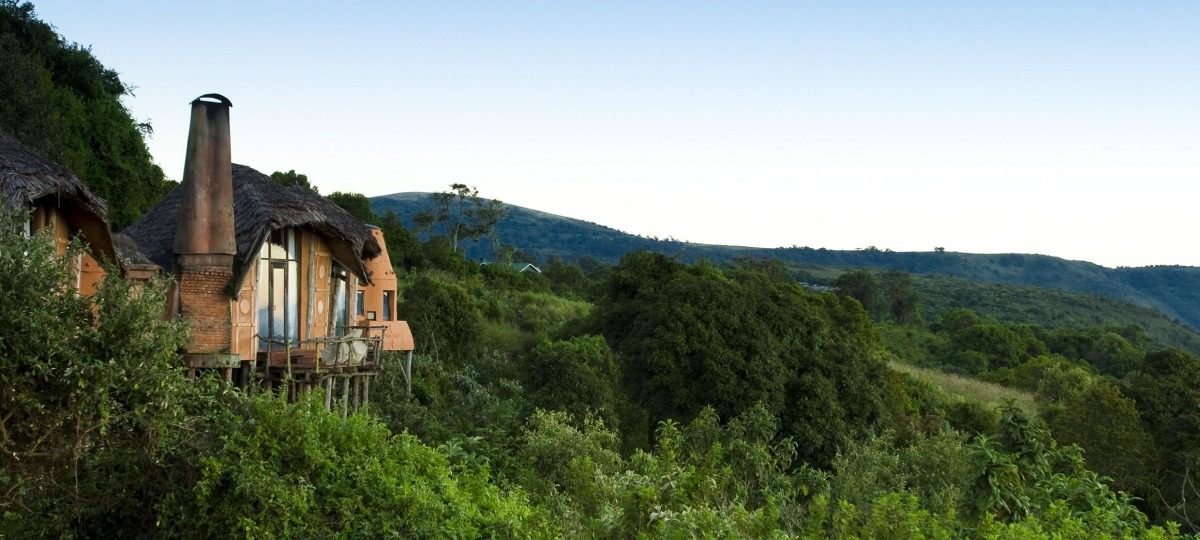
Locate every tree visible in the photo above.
<box><xmin>1129</xmin><ymin>349</ymin><xmax>1200</xmax><ymax>530</ymax></box>
<box><xmin>592</xmin><ymin>252</ymin><xmax>886</xmax><ymax>463</ymax></box>
<box><xmin>0</xmin><ymin>1</ymin><xmax>173</xmax><ymax>229</ymax></box>
<box><xmin>523</xmin><ymin>336</ymin><xmax>621</xmax><ymax>430</ymax></box>
<box><xmin>396</xmin><ymin>275</ymin><xmax>482</xmax><ymax>360</ymax></box>
<box><xmin>726</xmin><ymin>257</ymin><xmax>795</xmax><ymax>284</ymax></box>
<box><xmin>417</xmin><ymin>183</ymin><xmax>508</xmax><ymax>254</ymax></box>
<box><xmin>881</xmin><ymin>270</ymin><xmax>923</xmax><ymax>326</ymax></box>
<box><xmin>1051</xmin><ymin>383</ymin><xmax>1159</xmax><ymax>496</ymax></box>
<box><xmin>376</xmin><ymin>210</ymin><xmax>424</xmax><ymax>270</ymax></box>
<box><xmin>834</xmin><ymin>269</ymin><xmax>882</xmax><ymax>318</ymax></box>
<box><xmin>270</xmin><ymin>169</ymin><xmax>317</xmax><ymax>193</ymax></box>
<box><xmin>325</xmin><ymin>191</ymin><xmax>375</xmax><ymax>223</ymax></box>
<box><xmin>964</xmin><ymin>404</ymin><xmax>1149</xmax><ymax>529</ymax></box>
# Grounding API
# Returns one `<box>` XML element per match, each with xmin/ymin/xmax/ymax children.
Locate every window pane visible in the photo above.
<box><xmin>382</xmin><ymin>290</ymin><xmax>393</xmax><ymax>321</ymax></box>
<box><xmin>286</xmin><ymin>260</ymin><xmax>299</xmax><ymax>344</ymax></box>
<box><xmin>257</xmin><ymin>229</ymin><xmax>301</xmax><ymax>348</ymax></box>
<box><xmin>257</xmin><ymin>260</ymin><xmax>270</xmax><ymax>349</ymax></box>
<box><xmin>330</xmin><ymin>264</ymin><xmax>348</xmax><ymax>336</ymax></box>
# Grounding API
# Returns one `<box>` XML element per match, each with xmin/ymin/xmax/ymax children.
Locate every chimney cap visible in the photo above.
<box><xmin>191</xmin><ymin>93</ymin><xmax>232</xmax><ymax>107</ymax></box>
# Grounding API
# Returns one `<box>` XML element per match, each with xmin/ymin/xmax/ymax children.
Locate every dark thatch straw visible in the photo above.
<box><xmin>112</xmin><ymin>232</ymin><xmax>155</xmax><ymax>267</ymax></box>
<box><xmin>124</xmin><ymin>163</ymin><xmax>380</xmax><ymax>293</ymax></box>
<box><xmin>0</xmin><ymin>129</ymin><xmax>118</xmax><ymax>265</ymax></box>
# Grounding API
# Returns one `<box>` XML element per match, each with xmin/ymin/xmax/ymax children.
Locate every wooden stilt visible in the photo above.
<box><xmin>341</xmin><ymin>375</ymin><xmax>350</xmax><ymax>419</ymax></box>
<box><xmin>324</xmin><ymin>376</ymin><xmax>333</xmax><ymax>410</ymax></box>
<box><xmin>405</xmin><ymin>351</ymin><xmax>413</xmax><ymax>396</ymax></box>
<box><xmin>362</xmin><ymin>374</ymin><xmax>370</xmax><ymax>410</ymax></box>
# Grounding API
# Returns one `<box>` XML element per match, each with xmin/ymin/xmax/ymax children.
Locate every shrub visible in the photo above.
<box><xmin>160</xmin><ymin>394</ymin><xmax>555</xmax><ymax>538</ymax></box>
<box><xmin>0</xmin><ymin>211</ymin><xmax>189</xmax><ymax>536</ymax></box>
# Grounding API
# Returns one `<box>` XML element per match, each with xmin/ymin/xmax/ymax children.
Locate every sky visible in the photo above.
<box><xmin>28</xmin><ymin>1</ymin><xmax>1200</xmax><ymax>268</ymax></box>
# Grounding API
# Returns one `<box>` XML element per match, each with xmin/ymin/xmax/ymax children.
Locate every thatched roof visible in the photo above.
<box><xmin>0</xmin><ymin>129</ymin><xmax>118</xmax><ymax>264</ymax></box>
<box><xmin>112</xmin><ymin>232</ymin><xmax>155</xmax><ymax>267</ymax></box>
<box><xmin>124</xmin><ymin>163</ymin><xmax>380</xmax><ymax>292</ymax></box>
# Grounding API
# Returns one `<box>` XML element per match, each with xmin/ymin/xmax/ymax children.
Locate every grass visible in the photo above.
<box><xmin>889</xmin><ymin>360</ymin><xmax>1039</xmax><ymax>414</ymax></box>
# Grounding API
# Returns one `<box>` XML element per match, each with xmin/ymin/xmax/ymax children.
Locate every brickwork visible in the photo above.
<box><xmin>178</xmin><ymin>264</ymin><xmax>233</xmax><ymax>354</ymax></box>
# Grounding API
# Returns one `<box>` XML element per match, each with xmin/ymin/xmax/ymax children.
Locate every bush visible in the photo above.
<box><xmin>0</xmin><ymin>211</ymin><xmax>190</xmax><ymax>536</ymax></box>
<box><xmin>398</xmin><ymin>274</ymin><xmax>483</xmax><ymax>361</ymax></box>
<box><xmin>523</xmin><ymin>336</ymin><xmax>621</xmax><ymax>429</ymax></box>
<box><xmin>160</xmin><ymin>394</ymin><xmax>555</xmax><ymax>538</ymax></box>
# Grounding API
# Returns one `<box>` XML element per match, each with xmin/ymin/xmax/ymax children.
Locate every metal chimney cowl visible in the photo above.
<box><xmin>174</xmin><ymin>93</ymin><xmax>236</xmax><ymax>265</ymax></box>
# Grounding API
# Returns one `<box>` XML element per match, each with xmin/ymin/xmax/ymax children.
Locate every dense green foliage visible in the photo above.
<box><xmin>1128</xmin><ymin>349</ymin><xmax>1200</xmax><ymax>531</ymax></box>
<box><xmin>590</xmin><ymin>252</ymin><xmax>887</xmax><ymax>463</ymax></box>
<box><xmin>910</xmin><ymin>273</ymin><xmax>1200</xmax><ymax>354</ymax></box>
<box><xmin>2</xmin><ymin>210</ymin><xmax>1194</xmax><ymax>537</ymax></box>
<box><xmin>270</xmin><ymin>169</ymin><xmax>317</xmax><ymax>192</ymax></box>
<box><xmin>0</xmin><ymin>1</ymin><xmax>173</xmax><ymax>229</ymax></box>
<box><xmin>161</xmin><ymin>394</ymin><xmax>553</xmax><ymax>539</ymax></box>
<box><xmin>0</xmin><ymin>213</ymin><xmax>556</xmax><ymax>538</ymax></box>
<box><xmin>0</xmin><ymin>212</ymin><xmax>190</xmax><ymax>535</ymax></box>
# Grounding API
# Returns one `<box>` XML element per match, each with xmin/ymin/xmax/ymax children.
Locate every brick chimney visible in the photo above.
<box><xmin>175</xmin><ymin>94</ymin><xmax>238</xmax><ymax>364</ymax></box>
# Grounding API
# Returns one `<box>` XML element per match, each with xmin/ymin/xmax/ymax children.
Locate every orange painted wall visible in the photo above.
<box><xmin>228</xmin><ymin>229</ymin><xmax>357</xmax><ymax>361</ymax></box>
<box><xmin>354</xmin><ymin>227</ymin><xmax>414</xmax><ymax>351</ymax></box>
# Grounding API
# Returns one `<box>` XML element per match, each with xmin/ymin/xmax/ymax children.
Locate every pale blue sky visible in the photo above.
<box><xmin>29</xmin><ymin>1</ymin><xmax>1200</xmax><ymax>267</ymax></box>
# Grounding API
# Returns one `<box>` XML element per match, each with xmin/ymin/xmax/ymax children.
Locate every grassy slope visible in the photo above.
<box><xmin>889</xmin><ymin>361</ymin><xmax>1039</xmax><ymax>414</ymax></box>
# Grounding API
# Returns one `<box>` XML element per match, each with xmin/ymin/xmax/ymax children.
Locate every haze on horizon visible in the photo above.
<box><xmin>30</xmin><ymin>1</ymin><xmax>1199</xmax><ymax>269</ymax></box>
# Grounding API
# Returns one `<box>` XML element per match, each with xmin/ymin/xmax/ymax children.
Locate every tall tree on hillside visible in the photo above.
<box><xmin>881</xmin><ymin>270</ymin><xmax>923</xmax><ymax>326</ymax></box>
<box><xmin>0</xmin><ymin>1</ymin><xmax>173</xmax><ymax>230</ymax></box>
<box><xmin>415</xmin><ymin>183</ymin><xmax>508</xmax><ymax>255</ymax></box>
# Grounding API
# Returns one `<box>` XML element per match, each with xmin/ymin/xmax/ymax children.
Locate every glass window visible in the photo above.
<box><xmin>355</xmin><ymin>290</ymin><xmax>364</xmax><ymax>316</ymax></box>
<box><xmin>257</xmin><ymin>229</ymin><xmax>300</xmax><ymax>349</ymax></box>
<box><xmin>330</xmin><ymin>263</ymin><xmax>349</xmax><ymax>336</ymax></box>
<box><xmin>382</xmin><ymin>290</ymin><xmax>393</xmax><ymax>321</ymax></box>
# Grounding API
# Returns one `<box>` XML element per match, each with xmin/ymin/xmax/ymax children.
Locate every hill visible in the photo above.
<box><xmin>370</xmin><ymin>192</ymin><xmax>1200</xmax><ymax>331</ymax></box>
<box><xmin>908</xmin><ymin>273</ymin><xmax>1200</xmax><ymax>354</ymax></box>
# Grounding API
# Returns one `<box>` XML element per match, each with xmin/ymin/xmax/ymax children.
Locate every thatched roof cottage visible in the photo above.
<box><xmin>121</xmin><ymin>95</ymin><xmax>412</xmax><ymax>401</ymax></box>
<box><xmin>0</xmin><ymin>129</ymin><xmax>135</xmax><ymax>291</ymax></box>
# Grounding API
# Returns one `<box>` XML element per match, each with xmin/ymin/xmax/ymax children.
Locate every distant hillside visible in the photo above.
<box><xmin>370</xmin><ymin>192</ymin><xmax>1200</xmax><ymax>331</ymax></box>
<box><xmin>909</xmin><ymin>273</ymin><xmax>1200</xmax><ymax>354</ymax></box>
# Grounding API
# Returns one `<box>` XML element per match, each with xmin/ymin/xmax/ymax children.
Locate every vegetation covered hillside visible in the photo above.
<box><xmin>371</xmin><ymin>192</ymin><xmax>1200</xmax><ymax>331</ymax></box>
<box><xmin>908</xmin><ymin>273</ymin><xmax>1200</xmax><ymax>355</ymax></box>
<box><xmin>7</xmin><ymin>208</ymin><xmax>1197</xmax><ymax>536</ymax></box>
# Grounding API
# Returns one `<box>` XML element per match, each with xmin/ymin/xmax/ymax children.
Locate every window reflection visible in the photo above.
<box><xmin>257</xmin><ymin>229</ymin><xmax>300</xmax><ymax>349</ymax></box>
<box><xmin>330</xmin><ymin>263</ymin><xmax>349</xmax><ymax>337</ymax></box>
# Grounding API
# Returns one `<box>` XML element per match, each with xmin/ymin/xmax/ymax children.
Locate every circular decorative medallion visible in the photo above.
<box><xmin>239</xmin><ymin>299</ymin><xmax>251</xmax><ymax>314</ymax></box>
<box><xmin>317</xmin><ymin>299</ymin><xmax>324</xmax><ymax>315</ymax></box>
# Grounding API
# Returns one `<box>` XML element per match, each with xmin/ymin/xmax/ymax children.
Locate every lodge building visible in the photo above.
<box><xmin>1</xmin><ymin>94</ymin><xmax>413</xmax><ymax>411</ymax></box>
